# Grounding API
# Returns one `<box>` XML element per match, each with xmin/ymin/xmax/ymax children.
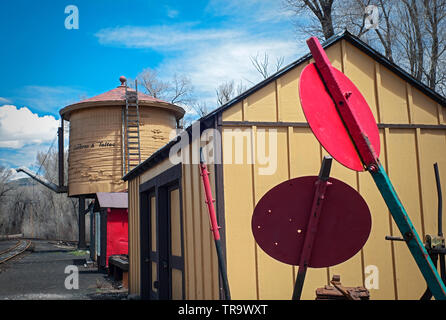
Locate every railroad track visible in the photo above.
<box><xmin>0</xmin><ymin>240</ymin><xmax>32</xmax><ymax>264</ymax></box>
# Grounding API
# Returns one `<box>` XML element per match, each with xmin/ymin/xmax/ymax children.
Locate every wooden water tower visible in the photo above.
<box><xmin>59</xmin><ymin>76</ymin><xmax>185</xmax><ymax>197</ymax></box>
<box><xmin>58</xmin><ymin>76</ymin><xmax>184</xmax><ymax>248</ymax></box>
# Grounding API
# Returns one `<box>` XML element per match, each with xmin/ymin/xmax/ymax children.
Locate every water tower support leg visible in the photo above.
<box><xmin>89</xmin><ymin>203</ymin><xmax>95</xmax><ymax>260</ymax></box>
<box><xmin>78</xmin><ymin>196</ymin><xmax>87</xmax><ymax>249</ymax></box>
<box><xmin>58</xmin><ymin>118</ymin><xmax>64</xmax><ymax>189</ymax></box>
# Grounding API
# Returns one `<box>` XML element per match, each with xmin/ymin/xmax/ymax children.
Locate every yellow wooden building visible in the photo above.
<box><xmin>123</xmin><ymin>31</ymin><xmax>446</xmax><ymax>300</ymax></box>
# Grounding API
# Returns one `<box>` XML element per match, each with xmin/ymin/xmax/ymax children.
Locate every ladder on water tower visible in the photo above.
<box><xmin>124</xmin><ymin>81</ymin><xmax>142</xmax><ymax>174</ymax></box>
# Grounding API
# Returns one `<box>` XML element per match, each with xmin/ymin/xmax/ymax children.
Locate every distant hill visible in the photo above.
<box><xmin>7</xmin><ymin>177</ymin><xmax>37</xmax><ymax>188</ymax></box>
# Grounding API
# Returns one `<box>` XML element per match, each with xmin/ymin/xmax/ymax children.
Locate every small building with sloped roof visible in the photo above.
<box><xmin>123</xmin><ymin>31</ymin><xmax>446</xmax><ymax>300</ymax></box>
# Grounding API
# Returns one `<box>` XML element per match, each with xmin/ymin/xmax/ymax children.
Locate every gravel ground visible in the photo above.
<box><xmin>0</xmin><ymin>240</ymin><xmax>127</xmax><ymax>300</ymax></box>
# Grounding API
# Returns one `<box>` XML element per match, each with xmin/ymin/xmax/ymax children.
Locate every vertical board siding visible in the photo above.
<box><xmin>288</xmin><ymin>127</ymin><xmax>330</xmax><ymax>299</ymax></box>
<box><xmin>182</xmin><ymin>160</ymin><xmax>196</xmax><ymax>299</ymax></box>
<box><xmin>416</xmin><ymin>130</ymin><xmax>446</xmax><ymax>280</ymax></box>
<box><xmin>379</xmin><ymin>67</ymin><xmax>410</xmax><ymax>124</ymax></box>
<box><xmin>359</xmin><ymin>130</ymin><xmax>396</xmax><ymax>299</ymax></box>
<box><xmin>221</xmin><ymin>40</ymin><xmax>446</xmax><ymax>299</ymax></box>
<box><xmin>222</xmin><ymin>102</ymin><xmax>243</xmax><ymax>122</ymax></box>
<box><xmin>129</xmin><ymin>153</ymin><xmax>219</xmax><ymax>299</ymax></box>
<box><xmin>277</xmin><ymin>64</ymin><xmax>309</xmax><ymax>122</ymax></box>
<box><xmin>67</xmin><ymin>106</ymin><xmax>177</xmax><ymax>196</ymax></box>
<box><xmin>222</xmin><ymin>126</ymin><xmax>258</xmax><ymax>299</ymax></box>
<box><xmin>191</xmin><ymin>161</ymin><xmax>204</xmax><ymax>299</ymax></box>
<box><xmin>442</xmin><ymin>105</ymin><xmax>446</xmax><ymax>124</ymax></box>
<box><xmin>412</xmin><ymin>88</ymin><xmax>439</xmax><ymax>124</ymax></box>
<box><xmin>128</xmin><ymin>176</ymin><xmax>141</xmax><ymax>295</ymax></box>
<box><xmin>386</xmin><ymin>129</ymin><xmax>426</xmax><ymax>299</ymax></box>
<box><xmin>181</xmin><ymin>161</ymin><xmax>192</xmax><ymax>299</ymax></box>
<box><xmin>343</xmin><ymin>42</ymin><xmax>380</xmax><ymax>123</ymax></box>
<box><xmin>254</xmin><ymin>127</ymin><xmax>295</xmax><ymax>299</ymax></box>
<box><xmin>245</xmin><ymin>82</ymin><xmax>277</xmax><ymax>122</ymax></box>
<box><xmin>207</xmin><ymin>162</ymin><xmax>220</xmax><ymax>299</ymax></box>
<box><xmin>321</xmin><ymin>148</ymin><xmax>365</xmax><ymax>288</ymax></box>
<box><xmin>182</xmin><ymin>141</ymin><xmax>219</xmax><ymax>299</ymax></box>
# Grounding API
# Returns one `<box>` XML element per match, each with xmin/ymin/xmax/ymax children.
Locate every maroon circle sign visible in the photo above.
<box><xmin>252</xmin><ymin>176</ymin><xmax>372</xmax><ymax>268</ymax></box>
<box><xmin>299</xmin><ymin>63</ymin><xmax>380</xmax><ymax>172</ymax></box>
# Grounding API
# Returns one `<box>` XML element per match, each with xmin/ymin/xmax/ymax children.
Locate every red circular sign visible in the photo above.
<box><xmin>252</xmin><ymin>176</ymin><xmax>372</xmax><ymax>267</ymax></box>
<box><xmin>299</xmin><ymin>63</ymin><xmax>380</xmax><ymax>171</ymax></box>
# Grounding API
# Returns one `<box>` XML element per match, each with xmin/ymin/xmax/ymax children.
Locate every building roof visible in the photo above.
<box><xmin>123</xmin><ymin>30</ymin><xmax>446</xmax><ymax>182</ymax></box>
<box><xmin>76</xmin><ymin>85</ymin><xmax>164</xmax><ymax>104</ymax></box>
<box><xmin>94</xmin><ymin>192</ymin><xmax>128</xmax><ymax>210</ymax></box>
<box><xmin>59</xmin><ymin>77</ymin><xmax>185</xmax><ymax>121</ymax></box>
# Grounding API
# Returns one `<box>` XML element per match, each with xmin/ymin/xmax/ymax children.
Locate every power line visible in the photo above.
<box><xmin>36</xmin><ymin>133</ymin><xmax>57</xmax><ymax>177</ymax></box>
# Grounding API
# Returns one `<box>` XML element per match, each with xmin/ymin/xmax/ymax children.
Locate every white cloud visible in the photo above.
<box><xmin>96</xmin><ymin>23</ymin><xmax>303</xmax><ymax>107</ymax></box>
<box><xmin>0</xmin><ymin>105</ymin><xmax>59</xmax><ymax>149</ymax></box>
<box><xmin>205</xmin><ymin>0</ymin><xmax>293</xmax><ymax>23</ymax></box>
<box><xmin>166</xmin><ymin>7</ymin><xmax>179</xmax><ymax>19</ymax></box>
<box><xmin>95</xmin><ymin>25</ymin><xmax>243</xmax><ymax>50</ymax></box>
<box><xmin>159</xmin><ymin>37</ymin><xmax>301</xmax><ymax>105</ymax></box>
<box><xmin>95</xmin><ymin>2</ymin><xmax>304</xmax><ymax>111</ymax></box>
<box><xmin>0</xmin><ymin>97</ymin><xmax>11</xmax><ymax>104</ymax></box>
<box><xmin>0</xmin><ymin>144</ymin><xmax>48</xmax><ymax>171</ymax></box>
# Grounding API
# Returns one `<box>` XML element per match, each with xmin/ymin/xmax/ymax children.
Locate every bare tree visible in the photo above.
<box><xmin>285</xmin><ymin>0</ymin><xmax>397</xmax><ymax>61</ymax></box>
<box><xmin>397</xmin><ymin>0</ymin><xmax>424</xmax><ymax>81</ymax></box>
<box><xmin>216</xmin><ymin>80</ymin><xmax>247</xmax><ymax>106</ymax></box>
<box><xmin>250</xmin><ymin>53</ymin><xmax>285</xmax><ymax>79</ymax></box>
<box><xmin>170</xmin><ymin>73</ymin><xmax>194</xmax><ymax>105</ymax></box>
<box><xmin>136</xmin><ymin>68</ymin><xmax>194</xmax><ymax>106</ymax></box>
<box><xmin>422</xmin><ymin>0</ymin><xmax>446</xmax><ymax>90</ymax></box>
<box><xmin>284</xmin><ymin>0</ymin><xmax>336</xmax><ymax>39</ymax></box>
<box><xmin>347</xmin><ymin>0</ymin><xmax>397</xmax><ymax>62</ymax></box>
<box><xmin>436</xmin><ymin>55</ymin><xmax>446</xmax><ymax>95</ymax></box>
<box><xmin>137</xmin><ymin>68</ymin><xmax>170</xmax><ymax>100</ymax></box>
<box><xmin>283</xmin><ymin>0</ymin><xmax>446</xmax><ymax>92</ymax></box>
<box><xmin>2</xmin><ymin>188</ymin><xmax>29</xmax><ymax>234</ymax></box>
<box><xmin>216</xmin><ymin>81</ymin><xmax>235</xmax><ymax>106</ymax></box>
<box><xmin>392</xmin><ymin>0</ymin><xmax>446</xmax><ymax>87</ymax></box>
<box><xmin>0</xmin><ymin>150</ymin><xmax>79</xmax><ymax>240</ymax></box>
<box><xmin>374</xmin><ymin>0</ymin><xmax>397</xmax><ymax>62</ymax></box>
<box><xmin>0</xmin><ymin>167</ymin><xmax>14</xmax><ymax>200</ymax></box>
<box><xmin>334</xmin><ymin>0</ymin><xmax>372</xmax><ymax>38</ymax></box>
<box><xmin>189</xmin><ymin>101</ymin><xmax>208</xmax><ymax>117</ymax></box>
<box><xmin>251</xmin><ymin>53</ymin><xmax>270</xmax><ymax>79</ymax></box>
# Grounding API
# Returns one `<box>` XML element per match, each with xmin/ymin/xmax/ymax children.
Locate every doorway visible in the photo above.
<box><xmin>139</xmin><ymin>164</ymin><xmax>185</xmax><ymax>300</ymax></box>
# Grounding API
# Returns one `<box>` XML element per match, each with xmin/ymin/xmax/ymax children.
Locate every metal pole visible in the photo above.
<box><xmin>89</xmin><ymin>201</ymin><xmax>95</xmax><ymax>261</ymax></box>
<box><xmin>58</xmin><ymin>117</ymin><xmax>64</xmax><ymax>189</ymax></box>
<box><xmin>370</xmin><ymin>163</ymin><xmax>446</xmax><ymax>299</ymax></box>
<box><xmin>433</xmin><ymin>163</ymin><xmax>446</xmax><ymax>284</ymax></box>
<box><xmin>434</xmin><ymin>163</ymin><xmax>443</xmax><ymax>237</ymax></box>
<box><xmin>199</xmin><ymin>148</ymin><xmax>231</xmax><ymax>300</ymax></box>
<box><xmin>78</xmin><ymin>196</ymin><xmax>87</xmax><ymax>249</ymax></box>
<box><xmin>292</xmin><ymin>156</ymin><xmax>332</xmax><ymax>300</ymax></box>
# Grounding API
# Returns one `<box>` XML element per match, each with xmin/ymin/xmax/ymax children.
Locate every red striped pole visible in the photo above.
<box><xmin>199</xmin><ymin>148</ymin><xmax>231</xmax><ymax>300</ymax></box>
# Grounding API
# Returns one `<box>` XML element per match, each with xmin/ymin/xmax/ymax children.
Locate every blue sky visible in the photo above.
<box><xmin>0</xmin><ymin>0</ymin><xmax>307</xmax><ymax>174</ymax></box>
